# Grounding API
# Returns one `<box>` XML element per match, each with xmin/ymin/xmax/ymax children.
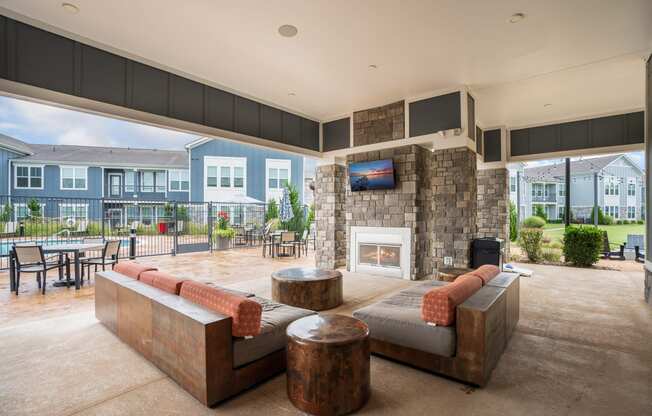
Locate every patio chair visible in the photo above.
<box><xmin>276</xmin><ymin>231</ymin><xmax>297</xmax><ymax>258</ymax></box>
<box><xmin>12</xmin><ymin>245</ymin><xmax>66</xmax><ymax>295</ymax></box>
<box><xmin>70</xmin><ymin>220</ymin><xmax>88</xmax><ymax>235</ymax></box>
<box><xmin>626</xmin><ymin>234</ymin><xmax>645</xmax><ymax>263</ymax></box>
<box><xmin>262</xmin><ymin>224</ymin><xmax>276</xmax><ymax>257</ymax></box>
<box><xmin>602</xmin><ymin>231</ymin><xmax>625</xmax><ymax>260</ymax></box>
<box><xmin>294</xmin><ymin>229</ymin><xmax>310</xmax><ymax>257</ymax></box>
<box><xmin>80</xmin><ymin>240</ymin><xmax>121</xmax><ymax>282</ymax></box>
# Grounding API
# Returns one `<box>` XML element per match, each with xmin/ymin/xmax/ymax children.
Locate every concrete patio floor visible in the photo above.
<box><xmin>0</xmin><ymin>248</ymin><xmax>650</xmax><ymax>416</ymax></box>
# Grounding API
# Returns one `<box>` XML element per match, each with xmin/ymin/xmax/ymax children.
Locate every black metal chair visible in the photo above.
<box><xmin>276</xmin><ymin>231</ymin><xmax>297</xmax><ymax>258</ymax></box>
<box><xmin>602</xmin><ymin>231</ymin><xmax>625</xmax><ymax>260</ymax></box>
<box><xmin>80</xmin><ymin>240</ymin><xmax>121</xmax><ymax>282</ymax></box>
<box><xmin>294</xmin><ymin>229</ymin><xmax>310</xmax><ymax>257</ymax></box>
<box><xmin>13</xmin><ymin>245</ymin><xmax>67</xmax><ymax>295</ymax></box>
<box><xmin>261</xmin><ymin>224</ymin><xmax>275</xmax><ymax>257</ymax></box>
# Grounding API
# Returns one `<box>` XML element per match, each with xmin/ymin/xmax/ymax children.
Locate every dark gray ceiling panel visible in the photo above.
<box><xmin>409</xmin><ymin>92</ymin><xmax>461</xmax><ymax>137</ymax></box>
<box><xmin>282</xmin><ymin>112</ymin><xmax>301</xmax><ymax>146</ymax></box>
<box><xmin>528</xmin><ymin>125</ymin><xmax>559</xmax><ymax>154</ymax></box>
<box><xmin>260</xmin><ymin>104</ymin><xmax>282</xmax><ymax>141</ymax></box>
<box><xmin>323</xmin><ymin>118</ymin><xmax>351</xmax><ymax>152</ymax></box>
<box><xmin>509</xmin><ymin>129</ymin><xmax>529</xmax><ymax>156</ymax></box>
<box><xmin>169</xmin><ymin>75</ymin><xmax>204</xmax><ymax>124</ymax></box>
<box><xmin>559</xmin><ymin>120</ymin><xmax>589</xmax><ymax>151</ymax></box>
<box><xmin>205</xmin><ymin>87</ymin><xmax>234</xmax><ymax>132</ymax></box>
<box><xmin>0</xmin><ymin>17</ymin><xmax>7</xmax><ymax>79</ymax></box>
<box><xmin>301</xmin><ymin>118</ymin><xmax>319</xmax><ymax>151</ymax></box>
<box><xmin>80</xmin><ymin>45</ymin><xmax>127</xmax><ymax>107</ymax></box>
<box><xmin>15</xmin><ymin>22</ymin><xmax>75</xmax><ymax>95</ymax></box>
<box><xmin>235</xmin><ymin>96</ymin><xmax>260</xmax><ymax>137</ymax></box>
<box><xmin>484</xmin><ymin>129</ymin><xmax>501</xmax><ymax>162</ymax></box>
<box><xmin>625</xmin><ymin>111</ymin><xmax>645</xmax><ymax>144</ymax></box>
<box><xmin>130</xmin><ymin>62</ymin><xmax>169</xmax><ymax>116</ymax></box>
<box><xmin>591</xmin><ymin>115</ymin><xmax>624</xmax><ymax>147</ymax></box>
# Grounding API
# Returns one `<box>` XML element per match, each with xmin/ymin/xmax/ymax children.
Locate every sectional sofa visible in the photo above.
<box><xmin>353</xmin><ymin>265</ymin><xmax>519</xmax><ymax>386</ymax></box>
<box><xmin>94</xmin><ymin>262</ymin><xmax>315</xmax><ymax>406</ymax></box>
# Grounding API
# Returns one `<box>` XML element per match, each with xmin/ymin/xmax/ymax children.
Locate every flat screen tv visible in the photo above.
<box><xmin>349</xmin><ymin>159</ymin><xmax>395</xmax><ymax>191</ymax></box>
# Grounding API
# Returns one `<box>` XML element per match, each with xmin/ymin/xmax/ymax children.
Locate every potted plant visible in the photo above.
<box><xmin>214</xmin><ymin>211</ymin><xmax>235</xmax><ymax>250</ymax></box>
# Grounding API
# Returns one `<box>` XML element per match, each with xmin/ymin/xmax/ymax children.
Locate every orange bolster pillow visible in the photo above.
<box><xmin>421</xmin><ymin>275</ymin><xmax>482</xmax><ymax>326</ymax></box>
<box><xmin>179</xmin><ymin>281</ymin><xmax>262</xmax><ymax>337</ymax></box>
<box><xmin>139</xmin><ymin>271</ymin><xmax>186</xmax><ymax>295</ymax></box>
<box><xmin>468</xmin><ymin>264</ymin><xmax>500</xmax><ymax>286</ymax></box>
<box><xmin>113</xmin><ymin>262</ymin><xmax>157</xmax><ymax>279</ymax></box>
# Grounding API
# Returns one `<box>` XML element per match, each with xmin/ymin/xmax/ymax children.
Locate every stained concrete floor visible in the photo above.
<box><xmin>0</xmin><ymin>249</ymin><xmax>650</xmax><ymax>415</ymax></box>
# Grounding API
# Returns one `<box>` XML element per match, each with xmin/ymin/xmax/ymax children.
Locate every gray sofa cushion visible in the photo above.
<box><xmin>232</xmin><ymin>296</ymin><xmax>315</xmax><ymax>368</ymax></box>
<box><xmin>399</xmin><ymin>280</ymin><xmax>449</xmax><ymax>296</ymax></box>
<box><xmin>353</xmin><ymin>287</ymin><xmax>456</xmax><ymax>358</ymax></box>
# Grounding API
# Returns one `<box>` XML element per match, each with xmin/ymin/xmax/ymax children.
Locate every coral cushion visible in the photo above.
<box><xmin>139</xmin><ymin>271</ymin><xmax>185</xmax><ymax>295</ymax></box>
<box><xmin>179</xmin><ymin>281</ymin><xmax>262</xmax><ymax>337</ymax></box>
<box><xmin>113</xmin><ymin>262</ymin><xmax>157</xmax><ymax>279</ymax></box>
<box><xmin>468</xmin><ymin>264</ymin><xmax>500</xmax><ymax>286</ymax></box>
<box><xmin>421</xmin><ymin>275</ymin><xmax>482</xmax><ymax>326</ymax></box>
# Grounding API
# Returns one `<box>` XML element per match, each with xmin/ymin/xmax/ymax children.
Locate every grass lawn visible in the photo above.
<box><xmin>539</xmin><ymin>222</ymin><xmax>645</xmax><ymax>245</ymax></box>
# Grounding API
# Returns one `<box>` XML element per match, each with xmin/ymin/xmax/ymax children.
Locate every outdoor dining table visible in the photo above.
<box><xmin>8</xmin><ymin>242</ymin><xmax>106</xmax><ymax>292</ymax></box>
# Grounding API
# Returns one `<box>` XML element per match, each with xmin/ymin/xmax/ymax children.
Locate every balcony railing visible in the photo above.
<box><xmin>531</xmin><ymin>194</ymin><xmax>558</xmax><ymax>203</ymax></box>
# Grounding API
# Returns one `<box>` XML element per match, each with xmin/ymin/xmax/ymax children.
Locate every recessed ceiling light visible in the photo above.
<box><xmin>61</xmin><ymin>2</ymin><xmax>79</xmax><ymax>14</ymax></box>
<box><xmin>278</xmin><ymin>24</ymin><xmax>298</xmax><ymax>38</ymax></box>
<box><xmin>288</xmin><ymin>92</ymin><xmax>296</xmax><ymax>97</ymax></box>
<box><xmin>543</xmin><ymin>103</ymin><xmax>553</xmax><ymax>108</ymax></box>
<box><xmin>368</xmin><ymin>64</ymin><xmax>378</xmax><ymax>70</ymax></box>
<box><xmin>509</xmin><ymin>13</ymin><xmax>525</xmax><ymax>23</ymax></box>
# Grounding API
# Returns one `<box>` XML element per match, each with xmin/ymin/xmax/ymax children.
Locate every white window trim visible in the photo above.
<box><xmin>265</xmin><ymin>159</ymin><xmax>292</xmax><ymax>201</ymax></box>
<box><xmin>60</xmin><ymin>165</ymin><xmax>89</xmax><ymax>191</ymax></box>
<box><xmin>14</xmin><ymin>202</ymin><xmax>46</xmax><ymax>221</ymax></box>
<box><xmin>58</xmin><ymin>203</ymin><xmax>89</xmax><ymax>221</ymax></box>
<box><xmin>204</xmin><ymin>156</ymin><xmax>247</xmax><ymax>192</ymax></box>
<box><xmin>14</xmin><ymin>164</ymin><xmax>45</xmax><ymax>190</ymax></box>
<box><xmin>108</xmin><ymin>173</ymin><xmax>123</xmax><ymax>197</ymax></box>
<box><xmin>168</xmin><ymin>169</ymin><xmax>190</xmax><ymax>192</ymax></box>
<box><xmin>140</xmin><ymin>170</ymin><xmax>167</xmax><ymax>194</ymax></box>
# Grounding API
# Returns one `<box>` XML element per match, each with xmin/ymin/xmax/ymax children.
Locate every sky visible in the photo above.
<box><xmin>0</xmin><ymin>95</ymin><xmax>199</xmax><ymax>150</ymax></box>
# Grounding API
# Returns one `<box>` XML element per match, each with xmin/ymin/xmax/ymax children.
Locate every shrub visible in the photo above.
<box><xmin>519</xmin><ymin>228</ymin><xmax>544</xmax><ymax>262</ymax></box>
<box><xmin>545</xmin><ymin>241</ymin><xmax>564</xmax><ymax>250</ymax></box>
<box><xmin>265</xmin><ymin>199</ymin><xmax>279</xmax><ymax>221</ymax></box>
<box><xmin>533</xmin><ymin>204</ymin><xmax>548</xmax><ymax>221</ymax></box>
<box><xmin>280</xmin><ymin>183</ymin><xmax>306</xmax><ymax>234</ymax></box>
<box><xmin>603</xmin><ymin>215</ymin><xmax>614</xmax><ymax>225</ymax></box>
<box><xmin>638</xmin><ymin>220</ymin><xmax>645</xmax><ymax>224</ymax></box>
<box><xmin>616</xmin><ymin>219</ymin><xmax>623</xmax><ymax>225</ymax></box>
<box><xmin>541</xmin><ymin>247</ymin><xmax>562</xmax><ymax>263</ymax></box>
<box><xmin>509</xmin><ymin>201</ymin><xmax>518</xmax><ymax>242</ymax></box>
<box><xmin>522</xmin><ymin>215</ymin><xmax>546</xmax><ymax>229</ymax></box>
<box><xmin>214</xmin><ymin>227</ymin><xmax>235</xmax><ymax>239</ymax></box>
<box><xmin>562</xmin><ymin>226</ymin><xmax>603</xmax><ymax>267</ymax></box>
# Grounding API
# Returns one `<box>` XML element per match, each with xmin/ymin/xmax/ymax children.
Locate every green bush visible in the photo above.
<box><xmin>214</xmin><ymin>227</ymin><xmax>235</xmax><ymax>239</ymax></box>
<box><xmin>265</xmin><ymin>199</ymin><xmax>279</xmax><ymax>222</ymax></box>
<box><xmin>562</xmin><ymin>226</ymin><xmax>603</xmax><ymax>267</ymax></box>
<box><xmin>509</xmin><ymin>201</ymin><xmax>518</xmax><ymax>242</ymax></box>
<box><xmin>603</xmin><ymin>215</ymin><xmax>614</xmax><ymax>225</ymax></box>
<box><xmin>519</xmin><ymin>228</ymin><xmax>544</xmax><ymax>262</ymax></box>
<box><xmin>637</xmin><ymin>220</ymin><xmax>645</xmax><ymax>224</ymax></box>
<box><xmin>616</xmin><ymin>219</ymin><xmax>623</xmax><ymax>225</ymax></box>
<box><xmin>522</xmin><ymin>216</ymin><xmax>546</xmax><ymax>228</ymax></box>
<box><xmin>545</xmin><ymin>241</ymin><xmax>564</xmax><ymax>250</ymax></box>
<box><xmin>533</xmin><ymin>204</ymin><xmax>548</xmax><ymax>222</ymax></box>
<box><xmin>280</xmin><ymin>183</ymin><xmax>306</xmax><ymax>234</ymax></box>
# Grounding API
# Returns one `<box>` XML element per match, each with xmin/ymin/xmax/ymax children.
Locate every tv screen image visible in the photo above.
<box><xmin>349</xmin><ymin>159</ymin><xmax>395</xmax><ymax>191</ymax></box>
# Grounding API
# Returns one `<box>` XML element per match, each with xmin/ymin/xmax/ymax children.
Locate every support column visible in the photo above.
<box><xmin>314</xmin><ymin>164</ymin><xmax>347</xmax><ymax>270</ymax></box>
<box><xmin>477</xmin><ymin>168</ymin><xmax>510</xmax><ymax>254</ymax></box>
<box><xmin>644</xmin><ymin>53</ymin><xmax>651</xmax><ymax>304</ymax></box>
<box><xmin>431</xmin><ymin>147</ymin><xmax>477</xmax><ymax>270</ymax></box>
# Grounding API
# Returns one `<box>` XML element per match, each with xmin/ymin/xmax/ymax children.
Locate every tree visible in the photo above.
<box><xmin>0</xmin><ymin>203</ymin><xmax>13</xmax><ymax>222</ymax></box>
<box><xmin>265</xmin><ymin>199</ymin><xmax>279</xmax><ymax>222</ymax></box>
<box><xmin>27</xmin><ymin>198</ymin><xmax>41</xmax><ymax>220</ymax></box>
<box><xmin>509</xmin><ymin>201</ymin><xmax>518</xmax><ymax>241</ymax></box>
<box><xmin>533</xmin><ymin>204</ymin><xmax>547</xmax><ymax>222</ymax></box>
<box><xmin>281</xmin><ymin>183</ymin><xmax>306</xmax><ymax>234</ymax></box>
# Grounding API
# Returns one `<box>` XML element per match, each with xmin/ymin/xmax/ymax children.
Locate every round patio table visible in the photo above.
<box><xmin>286</xmin><ymin>314</ymin><xmax>370</xmax><ymax>416</ymax></box>
<box><xmin>271</xmin><ymin>267</ymin><xmax>343</xmax><ymax>311</ymax></box>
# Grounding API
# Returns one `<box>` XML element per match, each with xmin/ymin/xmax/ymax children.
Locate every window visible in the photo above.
<box><xmin>15</xmin><ymin>165</ymin><xmax>43</xmax><ymax>189</ymax></box>
<box><xmin>627</xmin><ymin>206</ymin><xmax>636</xmax><ymax>219</ymax></box>
<box><xmin>141</xmin><ymin>171</ymin><xmax>166</xmax><ymax>193</ymax></box>
<box><xmin>605</xmin><ymin>177</ymin><xmax>619</xmax><ymax>196</ymax></box>
<box><xmin>168</xmin><ymin>170</ymin><xmax>189</xmax><ymax>191</ymax></box>
<box><xmin>220</xmin><ymin>166</ymin><xmax>231</xmax><ymax>187</ymax></box>
<box><xmin>558</xmin><ymin>206</ymin><xmax>565</xmax><ymax>220</ymax></box>
<box><xmin>604</xmin><ymin>206</ymin><xmax>619</xmax><ymax>219</ymax></box>
<box><xmin>531</xmin><ymin>183</ymin><xmax>544</xmax><ymax>197</ymax></box>
<box><xmin>60</xmin><ymin>166</ymin><xmax>87</xmax><ymax>190</ymax></box>
<box><xmin>509</xmin><ymin>177</ymin><xmax>516</xmax><ymax>192</ymax></box>
<box><xmin>234</xmin><ymin>167</ymin><xmax>244</xmax><ymax>188</ymax></box>
<box><xmin>268</xmin><ymin>167</ymin><xmax>289</xmax><ymax>189</ymax></box>
<box><xmin>14</xmin><ymin>202</ymin><xmax>45</xmax><ymax>221</ymax></box>
<box><xmin>558</xmin><ymin>184</ymin><xmax>565</xmax><ymax>197</ymax></box>
<box><xmin>59</xmin><ymin>204</ymin><xmax>88</xmax><ymax>222</ymax></box>
<box><xmin>207</xmin><ymin>166</ymin><xmax>218</xmax><ymax>187</ymax></box>
<box><xmin>627</xmin><ymin>178</ymin><xmax>636</xmax><ymax>196</ymax></box>
<box><xmin>125</xmin><ymin>171</ymin><xmax>135</xmax><ymax>192</ymax></box>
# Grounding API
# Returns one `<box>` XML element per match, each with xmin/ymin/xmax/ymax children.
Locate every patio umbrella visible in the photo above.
<box><xmin>279</xmin><ymin>187</ymin><xmax>294</xmax><ymax>222</ymax></box>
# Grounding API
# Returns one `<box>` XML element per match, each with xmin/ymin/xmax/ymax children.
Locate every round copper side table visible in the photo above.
<box><xmin>271</xmin><ymin>267</ymin><xmax>343</xmax><ymax>311</ymax></box>
<box><xmin>286</xmin><ymin>314</ymin><xmax>370</xmax><ymax>416</ymax></box>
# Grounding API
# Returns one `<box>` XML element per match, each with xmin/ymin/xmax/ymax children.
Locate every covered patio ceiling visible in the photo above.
<box><xmin>1</xmin><ymin>0</ymin><xmax>650</xmax><ymax>130</ymax></box>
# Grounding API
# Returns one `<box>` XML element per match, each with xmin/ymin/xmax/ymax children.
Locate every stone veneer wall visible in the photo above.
<box><xmin>314</xmin><ymin>164</ymin><xmax>347</xmax><ymax>269</ymax></box>
<box><xmin>477</xmin><ymin>168</ymin><xmax>510</xmax><ymax>254</ymax></box>
<box><xmin>345</xmin><ymin>146</ymin><xmax>425</xmax><ymax>279</ymax></box>
<box><xmin>428</xmin><ymin>147</ymin><xmax>478</xmax><ymax>269</ymax></box>
<box><xmin>353</xmin><ymin>101</ymin><xmax>405</xmax><ymax>146</ymax></box>
<box><xmin>646</xmin><ymin>271</ymin><xmax>651</xmax><ymax>304</ymax></box>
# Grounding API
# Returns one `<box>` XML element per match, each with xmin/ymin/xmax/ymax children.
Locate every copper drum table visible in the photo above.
<box><xmin>271</xmin><ymin>267</ymin><xmax>343</xmax><ymax>311</ymax></box>
<box><xmin>286</xmin><ymin>315</ymin><xmax>370</xmax><ymax>416</ymax></box>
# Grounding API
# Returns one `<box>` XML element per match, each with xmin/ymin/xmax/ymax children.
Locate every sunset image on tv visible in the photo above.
<box><xmin>349</xmin><ymin>159</ymin><xmax>395</xmax><ymax>191</ymax></box>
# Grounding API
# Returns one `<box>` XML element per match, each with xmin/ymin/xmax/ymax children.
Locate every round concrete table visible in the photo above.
<box><xmin>286</xmin><ymin>314</ymin><xmax>370</xmax><ymax>416</ymax></box>
<box><xmin>271</xmin><ymin>267</ymin><xmax>343</xmax><ymax>311</ymax></box>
